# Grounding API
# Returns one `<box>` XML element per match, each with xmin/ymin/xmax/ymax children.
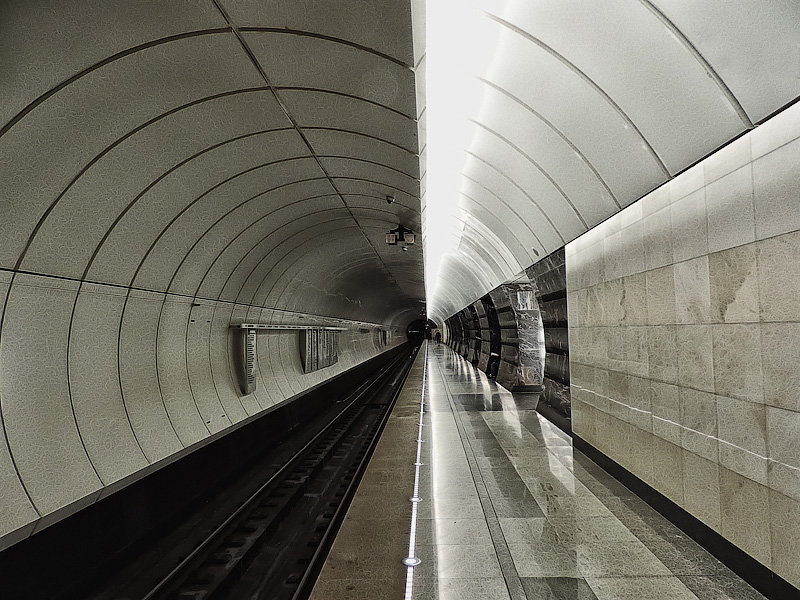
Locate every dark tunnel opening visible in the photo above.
<box><xmin>405</xmin><ymin>318</ymin><xmax>435</xmax><ymax>345</ymax></box>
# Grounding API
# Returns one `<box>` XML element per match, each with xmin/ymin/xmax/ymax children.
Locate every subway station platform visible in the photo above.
<box><xmin>310</xmin><ymin>343</ymin><xmax>767</xmax><ymax>600</ymax></box>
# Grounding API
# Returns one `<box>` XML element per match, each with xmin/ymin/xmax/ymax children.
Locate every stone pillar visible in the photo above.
<box><xmin>502</xmin><ymin>281</ymin><xmax>545</xmax><ymax>392</ymax></box>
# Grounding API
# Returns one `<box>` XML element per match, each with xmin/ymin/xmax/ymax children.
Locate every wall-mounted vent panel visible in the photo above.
<box><xmin>301</xmin><ymin>329</ymin><xmax>339</xmax><ymax>373</ymax></box>
<box><xmin>243</xmin><ymin>328</ymin><xmax>257</xmax><ymax>395</ymax></box>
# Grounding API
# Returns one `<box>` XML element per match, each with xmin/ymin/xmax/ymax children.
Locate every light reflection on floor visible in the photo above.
<box><xmin>311</xmin><ymin>344</ymin><xmax>768</xmax><ymax>600</ymax></box>
<box><xmin>405</xmin><ymin>345</ymin><xmax>766</xmax><ymax>600</ymax></box>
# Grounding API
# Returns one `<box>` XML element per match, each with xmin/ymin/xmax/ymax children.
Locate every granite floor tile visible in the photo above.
<box><xmin>309</xmin><ymin>577</ymin><xmax>407</xmax><ymax>600</ymax></box>
<box><xmin>639</xmin><ymin>535</ymin><xmax>731</xmax><ymax>577</ymax></box>
<box><xmin>547</xmin><ymin>516</ymin><xmax>640</xmax><ymax>546</ymax></box>
<box><xmin>678</xmin><ymin>575</ymin><xmax>768</xmax><ymax>600</ymax></box>
<box><xmin>410</xmin><ymin>577</ymin><xmax>512</xmax><ymax>600</ymax></box>
<box><xmin>576</xmin><ymin>540</ymin><xmax>672</xmax><ymax>577</ymax></box>
<box><xmin>520</xmin><ymin>576</ymin><xmax>599</xmax><ymax>600</ymax></box>
<box><xmin>415</xmin><ymin>543</ymin><xmax>503</xmax><ymax>579</ymax></box>
<box><xmin>586</xmin><ymin>576</ymin><xmax>699</xmax><ymax>600</ymax></box>
<box><xmin>498</xmin><ymin>516</ymin><xmax>561</xmax><ymax>547</ymax></box>
<box><xmin>507</xmin><ymin>541</ymin><xmax>581</xmax><ymax>577</ymax></box>
<box><xmin>415</xmin><ymin>518</ymin><xmax>492</xmax><ymax>546</ymax></box>
<box><xmin>314</xmin><ymin>345</ymin><xmax>770</xmax><ymax>600</ymax></box>
<box><xmin>490</xmin><ymin>493</ymin><xmax>546</xmax><ymax>518</ymax></box>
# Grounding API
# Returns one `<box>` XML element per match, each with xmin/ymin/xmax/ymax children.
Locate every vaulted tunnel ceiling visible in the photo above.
<box><xmin>0</xmin><ymin>0</ymin><xmax>424</xmax><ymax>327</ymax></box>
<box><xmin>423</xmin><ymin>0</ymin><xmax>800</xmax><ymax>322</ymax></box>
<box><xmin>3</xmin><ymin>0</ymin><xmax>800</xmax><ymax>329</ymax></box>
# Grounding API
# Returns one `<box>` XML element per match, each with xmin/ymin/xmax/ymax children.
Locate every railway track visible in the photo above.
<box><xmin>139</xmin><ymin>348</ymin><xmax>417</xmax><ymax>600</ymax></box>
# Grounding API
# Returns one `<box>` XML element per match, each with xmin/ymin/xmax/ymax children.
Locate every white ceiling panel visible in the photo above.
<box><xmin>424</xmin><ymin>0</ymin><xmax>798</xmax><ymax>322</ymax></box>
<box><xmin>651</xmin><ymin>0</ymin><xmax>800</xmax><ymax>123</ymax></box>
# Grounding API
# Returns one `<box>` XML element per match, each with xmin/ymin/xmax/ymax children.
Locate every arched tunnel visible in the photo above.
<box><xmin>1</xmin><ymin>1</ymin><xmax>799</xmax><ymax>599</ymax></box>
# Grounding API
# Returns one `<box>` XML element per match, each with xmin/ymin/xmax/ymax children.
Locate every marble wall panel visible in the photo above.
<box><xmin>720</xmin><ymin>467</ymin><xmax>771</xmax><ymax>564</ymax></box>
<box><xmin>756</xmin><ymin>230</ymin><xmax>800</xmax><ymax>322</ymax></box>
<box><xmin>760</xmin><ymin>322</ymin><xmax>800</xmax><ymax>412</ymax></box>
<box><xmin>645</xmin><ymin>265</ymin><xmax>676</xmax><ymax>325</ymax></box>
<box><xmin>769</xmin><ymin>490</ymin><xmax>800</xmax><ymax>588</ymax></box>
<box><xmin>676</xmin><ymin>325</ymin><xmax>714</xmax><ymax>392</ymax></box>
<box><xmin>705</xmin><ymin>164</ymin><xmax>755</xmax><ymax>254</ymax></box>
<box><xmin>673</xmin><ymin>257</ymin><xmax>712</xmax><ymax>324</ymax></box>
<box><xmin>643</xmin><ymin>206</ymin><xmax>674</xmax><ymax>270</ymax></box>
<box><xmin>752</xmin><ymin>136</ymin><xmax>800</xmax><ymax>240</ymax></box>
<box><xmin>567</xmin><ymin>103</ymin><xmax>800</xmax><ymax>584</ymax></box>
<box><xmin>670</xmin><ymin>189</ymin><xmax>708</xmax><ymax>262</ymax></box>
<box><xmin>708</xmin><ymin>244</ymin><xmax>759</xmax><ymax>323</ymax></box>
<box><xmin>711</xmin><ymin>324</ymin><xmax>763</xmax><ymax>403</ymax></box>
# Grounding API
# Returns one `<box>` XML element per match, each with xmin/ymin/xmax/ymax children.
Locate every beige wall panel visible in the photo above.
<box><xmin>246</xmin><ymin>33</ymin><xmax>416</xmax><ymax>116</ymax></box>
<box><xmin>278</xmin><ymin>332</ymin><xmax>304</xmax><ymax>397</ymax></box>
<box><xmin>233</xmin><ymin>221</ymin><xmax>328</xmax><ymax>305</ymax></box>
<box><xmin>281</xmin><ymin>90</ymin><xmax>418</xmax><ymax>153</ymax></box>
<box><xmin>167</xmin><ymin>172</ymin><xmax>331</xmax><ymax>297</ymax></box>
<box><xmin>262</xmin><ymin>333</ymin><xmax>294</xmax><ymax>402</ymax></box>
<box><xmin>222</xmin><ymin>211</ymin><xmax>352</xmax><ymax>305</ymax></box>
<box><xmin>491</xmin><ymin>0</ymin><xmax>745</xmax><ymax>173</ymax></box>
<box><xmin>156</xmin><ymin>299</ymin><xmax>210</xmax><ymax>445</ymax></box>
<box><xmin>186</xmin><ymin>303</ymin><xmax>232</xmax><ymax>435</ymax></box>
<box><xmin>473</xmin><ymin>86</ymin><xmax>617</xmax><ymax>227</ymax></box>
<box><xmin>119</xmin><ymin>292</ymin><xmax>184</xmax><ymax>462</ymax></box>
<box><xmin>652</xmin><ymin>0</ymin><xmax>800</xmax><ymax>122</ymax></box>
<box><xmin>0</xmin><ymin>277</ymin><xmax>39</xmax><ymax>539</ymax></box>
<box><xmin>0</xmin><ymin>0</ymin><xmax>225</xmax><ymax>127</ymax></box>
<box><xmin>321</xmin><ymin>157</ymin><xmax>418</xmax><ymax>196</ymax></box>
<box><xmin>0</xmin><ymin>276</ymin><xmax>101</xmax><ymax>514</ymax></box>
<box><xmin>225</xmin><ymin>0</ymin><xmax>415</xmax><ymax>65</ymax></box>
<box><xmin>770</xmin><ymin>490</ymin><xmax>800</xmax><ymax>588</ymax></box>
<box><xmin>461</xmin><ymin>153</ymin><xmax>566</xmax><ymax>249</ymax></box>
<box><xmin>247</xmin><ymin>226</ymin><xmax>359</xmax><ymax>308</ymax></box>
<box><xmin>303</xmin><ymin>129</ymin><xmax>418</xmax><ymax>178</ymax></box>
<box><xmin>479</xmin><ymin>24</ymin><xmax>666</xmax><ymax>203</ymax></box>
<box><xmin>196</xmin><ymin>192</ymin><xmax>339</xmax><ymax>300</ymax></box>
<box><xmin>731</xmin><ymin>111</ymin><xmax>800</xmax><ymax>237</ymax></box>
<box><xmin>87</xmin><ymin>125</ymin><xmax>303</xmax><ymax>287</ymax></box>
<box><xmin>2</xmin><ymin>34</ymin><xmax>260</xmax><ymax>271</ymax></box>
<box><xmin>460</xmin><ymin>178</ymin><xmax>541</xmax><ymax>266</ymax></box>
<box><xmin>132</xmin><ymin>139</ymin><xmax>316</xmax><ymax>292</ymax></box>
<box><xmin>25</xmin><ymin>91</ymin><xmax>289</xmax><ymax>282</ymax></box>
<box><xmin>70</xmin><ymin>285</ymin><xmax>148</xmax><ymax>484</ymax></box>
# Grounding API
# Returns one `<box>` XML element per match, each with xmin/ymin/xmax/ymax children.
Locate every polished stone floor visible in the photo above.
<box><xmin>310</xmin><ymin>343</ymin><xmax>767</xmax><ymax>600</ymax></box>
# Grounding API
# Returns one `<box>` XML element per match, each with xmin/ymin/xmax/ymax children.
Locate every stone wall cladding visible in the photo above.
<box><xmin>566</xmin><ymin>101</ymin><xmax>800</xmax><ymax>588</ymax></box>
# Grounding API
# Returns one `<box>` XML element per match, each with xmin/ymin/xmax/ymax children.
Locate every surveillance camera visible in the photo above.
<box><xmin>386</xmin><ymin>195</ymin><xmax>395</xmax><ymax>204</ymax></box>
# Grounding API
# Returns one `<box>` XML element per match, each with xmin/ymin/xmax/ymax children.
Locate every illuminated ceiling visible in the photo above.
<box><xmin>422</xmin><ymin>0</ymin><xmax>800</xmax><ymax>322</ymax></box>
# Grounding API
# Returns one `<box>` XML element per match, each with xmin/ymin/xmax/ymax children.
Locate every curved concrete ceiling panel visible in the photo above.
<box><xmin>1</xmin><ymin>0</ymin><xmax>423</xmax><ymax>328</ymax></box>
<box><xmin>424</xmin><ymin>0</ymin><xmax>800</xmax><ymax>321</ymax></box>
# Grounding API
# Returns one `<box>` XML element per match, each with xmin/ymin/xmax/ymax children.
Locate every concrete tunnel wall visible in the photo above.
<box><xmin>0</xmin><ymin>0</ymin><xmax>425</xmax><ymax>550</ymax></box>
